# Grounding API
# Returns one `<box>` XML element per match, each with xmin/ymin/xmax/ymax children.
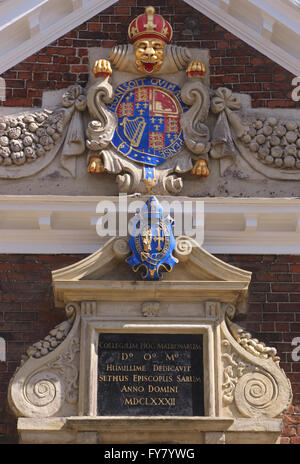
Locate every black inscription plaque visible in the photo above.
<box><xmin>97</xmin><ymin>333</ymin><xmax>204</xmax><ymax>416</ymax></box>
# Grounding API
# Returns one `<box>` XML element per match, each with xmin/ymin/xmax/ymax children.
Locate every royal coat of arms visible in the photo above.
<box><xmin>86</xmin><ymin>6</ymin><xmax>212</xmax><ymax>195</ymax></box>
<box><xmin>1</xmin><ymin>6</ymin><xmax>299</xmax><ymax>192</ymax></box>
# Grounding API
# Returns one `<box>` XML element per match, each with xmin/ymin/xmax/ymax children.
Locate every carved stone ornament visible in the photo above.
<box><xmin>8</xmin><ymin>225</ymin><xmax>293</xmax><ymax>443</ymax></box>
<box><xmin>0</xmin><ymin>6</ymin><xmax>299</xmax><ymax>188</ymax></box>
<box><xmin>126</xmin><ymin>196</ymin><xmax>178</xmax><ymax>280</ymax></box>
<box><xmin>221</xmin><ymin>308</ymin><xmax>292</xmax><ymax>419</ymax></box>
<box><xmin>0</xmin><ymin>85</ymin><xmax>86</xmax><ymax>178</ymax></box>
<box><xmin>8</xmin><ymin>303</ymin><xmax>80</xmax><ymax>418</ymax></box>
<box><xmin>141</xmin><ymin>301</ymin><xmax>160</xmax><ymax>317</ymax></box>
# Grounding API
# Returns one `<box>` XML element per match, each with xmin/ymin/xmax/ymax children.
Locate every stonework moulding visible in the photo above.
<box><xmin>8</xmin><ymin>233</ymin><xmax>292</xmax><ymax>443</ymax></box>
<box><xmin>1</xmin><ymin>196</ymin><xmax>300</xmax><ymax>254</ymax></box>
<box><xmin>0</xmin><ymin>4</ymin><xmax>299</xmax><ymax>197</ymax></box>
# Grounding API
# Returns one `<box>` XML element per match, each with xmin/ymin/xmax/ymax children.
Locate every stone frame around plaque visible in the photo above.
<box><xmin>78</xmin><ymin>319</ymin><xmax>215</xmax><ymax>418</ymax></box>
<box><xmin>8</xmin><ymin>235</ymin><xmax>293</xmax><ymax>444</ymax></box>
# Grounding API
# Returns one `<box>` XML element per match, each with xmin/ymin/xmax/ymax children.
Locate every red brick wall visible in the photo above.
<box><xmin>1</xmin><ymin>0</ymin><xmax>299</xmax><ymax>109</ymax></box>
<box><xmin>0</xmin><ymin>253</ymin><xmax>299</xmax><ymax>443</ymax></box>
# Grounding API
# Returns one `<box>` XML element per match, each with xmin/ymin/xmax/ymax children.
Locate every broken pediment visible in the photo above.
<box><xmin>8</xmin><ymin>230</ymin><xmax>292</xmax><ymax>444</ymax></box>
<box><xmin>52</xmin><ymin>235</ymin><xmax>251</xmax><ymax>314</ymax></box>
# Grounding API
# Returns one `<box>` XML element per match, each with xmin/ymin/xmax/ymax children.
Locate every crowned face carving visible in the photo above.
<box><xmin>134</xmin><ymin>38</ymin><xmax>165</xmax><ymax>74</ymax></box>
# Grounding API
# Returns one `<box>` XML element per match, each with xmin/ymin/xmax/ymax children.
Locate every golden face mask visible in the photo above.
<box><xmin>134</xmin><ymin>38</ymin><xmax>165</xmax><ymax>74</ymax></box>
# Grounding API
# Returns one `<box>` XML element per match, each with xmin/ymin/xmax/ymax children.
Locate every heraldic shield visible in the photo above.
<box><xmin>126</xmin><ymin>196</ymin><xmax>178</xmax><ymax>280</ymax></box>
<box><xmin>108</xmin><ymin>78</ymin><xmax>189</xmax><ymax>169</ymax></box>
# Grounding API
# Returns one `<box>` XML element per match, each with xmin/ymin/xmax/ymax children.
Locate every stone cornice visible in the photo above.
<box><xmin>0</xmin><ymin>195</ymin><xmax>300</xmax><ymax>254</ymax></box>
<box><xmin>185</xmin><ymin>0</ymin><xmax>300</xmax><ymax>76</ymax></box>
<box><xmin>0</xmin><ymin>0</ymin><xmax>117</xmax><ymax>75</ymax></box>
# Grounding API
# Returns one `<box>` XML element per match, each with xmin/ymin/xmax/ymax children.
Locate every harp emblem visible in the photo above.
<box><xmin>108</xmin><ymin>77</ymin><xmax>189</xmax><ymax>167</ymax></box>
<box><xmin>121</xmin><ymin>116</ymin><xmax>146</xmax><ymax>147</ymax></box>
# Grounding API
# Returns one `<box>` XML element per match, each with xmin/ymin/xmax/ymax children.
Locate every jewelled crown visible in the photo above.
<box><xmin>128</xmin><ymin>6</ymin><xmax>173</xmax><ymax>44</ymax></box>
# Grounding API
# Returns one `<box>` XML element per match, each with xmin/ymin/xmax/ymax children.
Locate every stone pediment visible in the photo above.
<box><xmin>52</xmin><ymin>235</ymin><xmax>251</xmax><ymax>312</ymax></box>
<box><xmin>9</xmin><ymin>221</ymin><xmax>292</xmax><ymax>444</ymax></box>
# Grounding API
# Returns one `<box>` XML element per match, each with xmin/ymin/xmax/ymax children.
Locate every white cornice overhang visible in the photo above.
<box><xmin>0</xmin><ymin>0</ymin><xmax>117</xmax><ymax>75</ymax></box>
<box><xmin>0</xmin><ymin>0</ymin><xmax>299</xmax><ymax>76</ymax></box>
<box><xmin>185</xmin><ymin>0</ymin><xmax>300</xmax><ymax>76</ymax></box>
<box><xmin>1</xmin><ymin>195</ymin><xmax>300</xmax><ymax>254</ymax></box>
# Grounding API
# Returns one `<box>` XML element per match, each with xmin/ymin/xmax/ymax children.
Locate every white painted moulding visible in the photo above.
<box><xmin>185</xmin><ymin>0</ymin><xmax>300</xmax><ymax>76</ymax></box>
<box><xmin>0</xmin><ymin>195</ymin><xmax>300</xmax><ymax>254</ymax></box>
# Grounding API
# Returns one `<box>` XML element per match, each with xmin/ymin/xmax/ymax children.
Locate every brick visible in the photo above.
<box><xmin>278</xmin><ymin>303</ymin><xmax>300</xmax><ymax>312</ymax></box>
<box><xmin>4</xmin><ymin>312</ymin><xmax>36</xmax><ymax>322</ymax></box>
<box><xmin>267</xmin><ymin>100</ymin><xmax>296</xmax><ymax>108</ymax></box>
<box><xmin>260</xmin><ymin>322</ymin><xmax>275</xmax><ymax>331</ymax></box>
<box><xmin>267</xmin><ymin>293</ymin><xmax>288</xmax><ymax>302</ymax></box>
<box><xmin>71</xmin><ymin>65</ymin><xmax>89</xmax><ymax>73</ymax></box>
<box><xmin>67</xmin><ymin>56</ymin><xmax>81</xmax><ymax>64</ymax></box>
<box><xmin>270</xmin><ymin>264</ymin><xmax>289</xmax><ymax>272</ymax></box>
<box><xmin>291</xmin><ymin>437</ymin><xmax>300</xmax><ymax>444</ymax></box>
<box><xmin>272</xmin><ymin>283</ymin><xmax>300</xmax><ymax>292</ymax></box>
<box><xmin>291</xmin><ymin>264</ymin><xmax>300</xmax><ymax>273</ymax></box>
<box><xmin>276</xmin><ymin>273</ymin><xmax>293</xmax><ymax>282</ymax></box>
<box><xmin>264</xmin><ymin>313</ymin><xmax>294</xmax><ymax>322</ymax></box>
<box><xmin>275</xmin><ymin>323</ymin><xmax>290</xmax><ymax>332</ymax></box>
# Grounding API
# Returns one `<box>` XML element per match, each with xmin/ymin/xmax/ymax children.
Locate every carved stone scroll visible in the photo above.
<box><xmin>221</xmin><ymin>315</ymin><xmax>292</xmax><ymax>418</ymax></box>
<box><xmin>8</xmin><ymin>303</ymin><xmax>80</xmax><ymax>419</ymax></box>
<box><xmin>181</xmin><ymin>79</ymin><xmax>211</xmax><ymax>159</ymax></box>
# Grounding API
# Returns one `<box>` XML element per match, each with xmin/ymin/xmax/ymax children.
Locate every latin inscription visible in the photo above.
<box><xmin>97</xmin><ymin>333</ymin><xmax>204</xmax><ymax>416</ymax></box>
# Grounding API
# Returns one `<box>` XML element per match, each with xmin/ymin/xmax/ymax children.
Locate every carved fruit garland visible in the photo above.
<box><xmin>241</xmin><ymin>117</ymin><xmax>300</xmax><ymax>170</ymax></box>
<box><xmin>0</xmin><ymin>84</ymin><xmax>86</xmax><ymax>178</ymax></box>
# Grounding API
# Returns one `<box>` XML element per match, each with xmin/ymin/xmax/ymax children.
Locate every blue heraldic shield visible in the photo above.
<box><xmin>126</xmin><ymin>196</ymin><xmax>178</xmax><ymax>280</ymax></box>
<box><xmin>108</xmin><ymin>77</ymin><xmax>189</xmax><ymax>183</ymax></box>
